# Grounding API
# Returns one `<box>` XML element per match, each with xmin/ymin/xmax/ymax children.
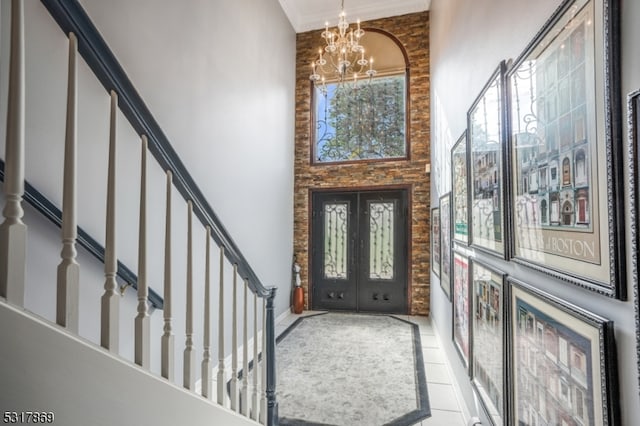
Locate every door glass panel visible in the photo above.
<box><xmin>324</xmin><ymin>203</ymin><xmax>348</xmax><ymax>279</ymax></box>
<box><xmin>369</xmin><ymin>202</ymin><xmax>394</xmax><ymax>280</ymax></box>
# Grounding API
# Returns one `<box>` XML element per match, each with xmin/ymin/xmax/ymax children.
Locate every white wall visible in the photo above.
<box><xmin>429</xmin><ymin>0</ymin><xmax>639</xmax><ymax>424</ymax></box>
<box><xmin>75</xmin><ymin>0</ymin><xmax>297</xmax><ymax>321</ymax></box>
<box><xmin>0</xmin><ymin>302</ymin><xmax>257</xmax><ymax>426</ymax></box>
<box><xmin>0</xmin><ymin>0</ymin><xmax>295</xmax><ymax>388</ymax></box>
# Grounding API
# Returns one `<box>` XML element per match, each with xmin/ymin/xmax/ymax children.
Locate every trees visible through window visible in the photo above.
<box><xmin>314</xmin><ymin>75</ymin><xmax>406</xmax><ymax>162</ymax></box>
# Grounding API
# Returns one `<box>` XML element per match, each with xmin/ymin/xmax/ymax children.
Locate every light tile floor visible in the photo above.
<box><xmin>276</xmin><ymin>312</ymin><xmax>468</xmax><ymax>426</ymax></box>
<box><xmin>399</xmin><ymin>315</ymin><xmax>468</xmax><ymax>426</ymax></box>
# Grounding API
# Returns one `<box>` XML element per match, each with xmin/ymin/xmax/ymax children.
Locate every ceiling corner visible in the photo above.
<box><xmin>278</xmin><ymin>0</ymin><xmax>301</xmax><ymax>32</ymax></box>
<box><xmin>279</xmin><ymin>0</ymin><xmax>431</xmax><ymax>34</ymax></box>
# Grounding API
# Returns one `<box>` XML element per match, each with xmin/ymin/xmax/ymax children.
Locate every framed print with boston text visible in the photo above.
<box><xmin>507</xmin><ymin>0</ymin><xmax>624</xmax><ymax>298</ymax></box>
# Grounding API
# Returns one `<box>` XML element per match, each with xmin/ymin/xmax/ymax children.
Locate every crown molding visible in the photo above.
<box><xmin>279</xmin><ymin>0</ymin><xmax>430</xmax><ymax>33</ymax></box>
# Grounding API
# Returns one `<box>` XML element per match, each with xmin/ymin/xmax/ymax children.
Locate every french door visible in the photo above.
<box><xmin>311</xmin><ymin>189</ymin><xmax>408</xmax><ymax>314</ymax></box>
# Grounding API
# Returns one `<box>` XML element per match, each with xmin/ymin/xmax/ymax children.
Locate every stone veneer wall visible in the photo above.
<box><xmin>294</xmin><ymin>11</ymin><xmax>430</xmax><ymax>316</ymax></box>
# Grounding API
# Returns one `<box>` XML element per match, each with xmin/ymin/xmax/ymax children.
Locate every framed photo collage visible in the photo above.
<box><xmin>430</xmin><ymin>0</ymin><xmax>626</xmax><ymax>424</ymax></box>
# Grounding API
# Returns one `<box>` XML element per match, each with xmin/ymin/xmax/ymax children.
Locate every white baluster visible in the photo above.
<box><xmin>241</xmin><ymin>278</ymin><xmax>249</xmax><ymax>416</ymax></box>
<box><xmin>100</xmin><ymin>90</ymin><xmax>119</xmax><ymax>350</ymax></box>
<box><xmin>184</xmin><ymin>201</ymin><xmax>196</xmax><ymax>390</ymax></box>
<box><xmin>260</xmin><ymin>298</ymin><xmax>267</xmax><ymax>425</ymax></box>
<box><xmin>251</xmin><ymin>291</ymin><xmax>259</xmax><ymax>420</ymax></box>
<box><xmin>230</xmin><ymin>264</ymin><xmax>239</xmax><ymax>412</ymax></box>
<box><xmin>56</xmin><ymin>32</ymin><xmax>79</xmax><ymax>332</ymax></box>
<box><xmin>134</xmin><ymin>135</ymin><xmax>150</xmax><ymax>368</ymax></box>
<box><xmin>216</xmin><ymin>246</ymin><xmax>226</xmax><ymax>406</ymax></box>
<box><xmin>161</xmin><ymin>171</ymin><xmax>174</xmax><ymax>381</ymax></box>
<box><xmin>0</xmin><ymin>0</ymin><xmax>27</xmax><ymax>306</ymax></box>
<box><xmin>201</xmin><ymin>226</ymin><xmax>212</xmax><ymax>399</ymax></box>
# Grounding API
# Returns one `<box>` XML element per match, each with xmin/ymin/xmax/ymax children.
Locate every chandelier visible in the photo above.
<box><xmin>309</xmin><ymin>0</ymin><xmax>377</xmax><ymax>90</ymax></box>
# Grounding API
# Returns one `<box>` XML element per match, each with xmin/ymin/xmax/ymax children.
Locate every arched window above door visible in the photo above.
<box><xmin>312</xmin><ymin>30</ymin><xmax>409</xmax><ymax>164</ymax></box>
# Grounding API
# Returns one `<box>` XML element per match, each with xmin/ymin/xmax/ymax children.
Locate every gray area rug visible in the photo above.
<box><xmin>275</xmin><ymin>313</ymin><xmax>430</xmax><ymax>426</ymax></box>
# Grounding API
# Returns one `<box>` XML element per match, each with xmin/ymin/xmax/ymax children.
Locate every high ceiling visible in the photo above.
<box><xmin>279</xmin><ymin>0</ymin><xmax>431</xmax><ymax>33</ymax></box>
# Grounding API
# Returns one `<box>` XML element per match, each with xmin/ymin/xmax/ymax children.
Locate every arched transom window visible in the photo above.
<box><xmin>313</xmin><ymin>30</ymin><xmax>408</xmax><ymax>164</ymax></box>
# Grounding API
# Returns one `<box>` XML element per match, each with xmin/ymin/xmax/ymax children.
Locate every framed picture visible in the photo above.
<box><xmin>470</xmin><ymin>260</ymin><xmax>505</xmax><ymax>426</ymax></box>
<box><xmin>452</xmin><ymin>250</ymin><xmax>470</xmax><ymax>368</ymax></box>
<box><xmin>468</xmin><ymin>61</ymin><xmax>508</xmax><ymax>258</ymax></box>
<box><xmin>507</xmin><ymin>277</ymin><xmax>619</xmax><ymax>425</ymax></box>
<box><xmin>431</xmin><ymin>207</ymin><xmax>441</xmax><ymax>278</ymax></box>
<box><xmin>628</xmin><ymin>89</ymin><xmax>640</xmax><ymax>395</ymax></box>
<box><xmin>440</xmin><ymin>193</ymin><xmax>452</xmax><ymax>299</ymax></box>
<box><xmin>507</xmin><ymin>0</ymin><xmax>625</xmax><ymax>298</ymax></box>
<box><xmin>452</xmin><ymin>131</ymin><xmax>469</xmax><ymax>244</ymax></box>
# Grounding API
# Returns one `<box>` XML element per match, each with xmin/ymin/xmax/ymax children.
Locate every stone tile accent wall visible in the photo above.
<box><xmin>294</xmin><ymin>12</ymin><xmax>430</xmax><ymax>316</ymax></box>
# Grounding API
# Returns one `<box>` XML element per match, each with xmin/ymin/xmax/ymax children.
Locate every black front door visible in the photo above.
<box><xmin>311</xmin><ymin>190</ymin><xmax>408</xmax><ymax>314</ymax></box>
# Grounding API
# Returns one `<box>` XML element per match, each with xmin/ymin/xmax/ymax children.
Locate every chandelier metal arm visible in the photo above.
<box><xmin>310</xmin><ymin>1</ymin><xmax>377</xmax><ymax>88</ymax></box>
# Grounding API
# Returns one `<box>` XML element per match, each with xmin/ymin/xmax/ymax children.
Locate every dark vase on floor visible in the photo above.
<box><xmin>293</xmin><ymin>286</ymin><xmax>304</xmax><ymax>314</ymax></box>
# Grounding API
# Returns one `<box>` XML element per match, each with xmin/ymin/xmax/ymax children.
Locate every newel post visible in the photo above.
<box><xmin>265</xmin><ymin>287</ymin><xmax>279</xmax><ymax>426</ymax></box>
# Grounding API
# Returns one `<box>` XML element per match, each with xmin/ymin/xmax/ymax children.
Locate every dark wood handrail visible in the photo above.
<box><xmin>40</xmin><ymin>0</ymin><xmax>272</xmax><ymax>299</ymax></box>
<box><xmin>35</xmin><ymin>2</ymin><xmax>278</xmax><ymax>423</ymax></box>
<box><xmin>0</xmin><ymin>2</ymin><xmax>274</xmax><ymax>305</ymax></box>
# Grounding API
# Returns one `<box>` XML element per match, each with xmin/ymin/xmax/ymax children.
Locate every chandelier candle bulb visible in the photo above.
<box><xmin>309</xmin><ymin>0</ymin><xmax>376</xmax><ymax>86</ymax></box>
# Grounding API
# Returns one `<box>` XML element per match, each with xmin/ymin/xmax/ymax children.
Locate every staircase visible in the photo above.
<box><xmin>0</xmin><ymin>1</ymin><xmax>279</xmax><ymax>424</ymax></box>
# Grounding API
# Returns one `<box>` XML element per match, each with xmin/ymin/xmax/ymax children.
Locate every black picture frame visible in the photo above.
<box><xmin>506</xmin><ymin>277</ymin><xmax>619</xmax><ymax>425</ymax></box>
<box><xmin>440</xmin><ymin>192</ymin><xmax>452</xmax><ymax>299</ymax></box>
<box><xmin>452</xmin><ymin>249</ymin><xmax>470</xmax><ymax>369</ymax></box>
<box><xmin>431</xmin><ymin>206</ymin><xmax>441</xmax><ymax>278</ymax></box>
<box><xmin>468</xmin><ymin>61</ymin><xmax>509</xmax><ymax>259</ymax></box>
<box><xmin>506</xmin><ymin>0</ymin><xmax>625</xmax><ymax>299</ymax></box>
<box><xmin>470</xmin><ymin>259</ymin><xmax>506</xmax><ymax>426</ymax></box>
<box><xmin>452</xmin><ymin>131</ymin><xmax>469</xmax><ymax>245</ymax></box>
<box><xmin>627</xmin><ymin>89</ymin><xmax>640</xmax><ymax>398</ymax></box>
